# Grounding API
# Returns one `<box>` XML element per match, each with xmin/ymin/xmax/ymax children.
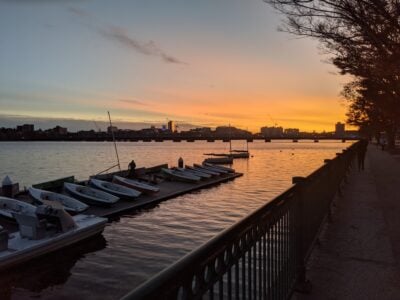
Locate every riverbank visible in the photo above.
<box><xmin>294</xmin><ymin>146</ymin><xmax>400</xmax><ymax>299</ymax></box>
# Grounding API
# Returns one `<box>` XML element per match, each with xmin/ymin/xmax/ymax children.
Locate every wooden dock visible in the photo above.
<box><xmin>87</xmin><ymin>172</ymin><xmax>242</xmax><ymax>217</ymax></box>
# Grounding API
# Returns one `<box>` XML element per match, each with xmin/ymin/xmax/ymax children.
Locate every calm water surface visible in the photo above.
<box><xmin>0</xmin><ymin>141</ymin><xmax>350</xmax><ymax>299</ymax></box>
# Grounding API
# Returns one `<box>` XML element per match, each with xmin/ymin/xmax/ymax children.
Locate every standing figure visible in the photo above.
<box><xmin>357</xmin><ymin>139</ymin><xmax>368</xmax><ymax>171</ymax></box>
<box><xmin>128</xmin><ymin>160</ymin><xmax>136</xmax><ymax>177</ymax></box>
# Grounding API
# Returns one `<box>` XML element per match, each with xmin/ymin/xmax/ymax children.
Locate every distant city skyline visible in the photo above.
<box><xmin>0</xmin><ymin>0</ymin><xmax>350</xmax><ymax>132</ymax></box>
<box><xmin>0</xmin><ymin>114</ymin><xmax>348</xmax><ymax>134</ymax></box>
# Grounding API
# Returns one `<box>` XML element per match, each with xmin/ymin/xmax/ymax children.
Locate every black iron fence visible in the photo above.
<box><xmin>122</xmin><ymin>142</ymin><xmax>359</xmax><ymax>300</ymax></box>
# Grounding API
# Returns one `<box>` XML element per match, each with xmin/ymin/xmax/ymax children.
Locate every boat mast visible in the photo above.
<box><xmin>108</xmin><ymin>111</ymin><xmax>121</xmax><ymax>171</ymax></box>
<box><xmin>229</xmin><ymin>124</ymin><xmax>232</xmax><ymax>153</ymax></box>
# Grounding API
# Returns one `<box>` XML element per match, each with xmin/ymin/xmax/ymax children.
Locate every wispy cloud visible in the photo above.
<box><xmin>68</xmin><ymin>6</ymin><xmax>90</xmax><ymax>18</ymax></box>
<box><xmin>119</xmin><ymin>99</ymin><xmax>149</xmax><ymax>106</ymax></box>
<box><xmin>99</xmin><ymin>26</ymin><xmax>186</xmax><ymax>65</ymax></box>
<box><xmin>68</xmin><ymin>7</ymin><xmax>187</xmax><ymax>65</ymax></box>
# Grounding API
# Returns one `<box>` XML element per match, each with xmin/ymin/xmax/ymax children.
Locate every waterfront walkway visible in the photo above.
<box><xmin>295</xmin><ymin>145</ymin><xmax>400</xmax><ymax>299</ymax></box>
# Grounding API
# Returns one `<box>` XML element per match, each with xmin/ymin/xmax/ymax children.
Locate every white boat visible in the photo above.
<box><xmin>175</xmin><ymin>168</ymin><xmax>211</xmax><ymax>179</ymax></box>
<box><xmin>0</xmin><ymin>204</ymin><xmax>107</xmax><ymax>271</ymax></box>
<box><xmin>64</xmin><ymin>182</ymin><xmax>119</xmax><ymax>207</ymax></box>
<box><xmin>161</xmin><ymin>168</ymin><xmax>201</xmax><ymax>183</ymax></box>
<box><xmin>113</xmin><ymin>176</ymin><xmax>160</xmax><ymax>194</ymax></box>
<box><xmin>89</xmin><ymin>178</ymin><xmax>141</xmax><ymax>199</ymax></box>
<box><xmin>28</xmin><ymin>187</ymin><xmax>89</xmax><ymax>214</ymax></box>
<box><xmin>187</xmin><ymin>165</ymin><xmax>220</xmax><ymax>176</ymax></box>
<box><xmin>194</xmin><ymin>164</ymin><xmax>228</xmax><ymax>175</ymax></box>
<box><xmin>203</xmin><ymin>163</ymin><xmax>235</xmax><ymax>173</ymax></box>
<box><xmin>230</xmin><ymin>151</ymin><xmax>250</xmax><ymax>158</ymax></box>
<box><xmin>0</xmin><ymin>197</ymin><xmax>37</xmax><ymax>221</ymax></box>
<box><xmin>203</xmin><ymin>156</ymin><xmax>233</xmax><ymax>164</ymax></box>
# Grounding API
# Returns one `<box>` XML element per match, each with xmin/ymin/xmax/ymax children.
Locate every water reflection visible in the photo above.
<box><xmin>0</xmin><ymin>235</ymin><xmax>106</xmax><ymax>299</ymax></box>
<box><xmin>0</xmin><ymin>141</ymin><xmax>351</xmax><ymax>299</ymax></box>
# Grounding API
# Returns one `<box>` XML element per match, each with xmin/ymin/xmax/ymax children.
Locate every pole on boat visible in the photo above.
<box><xmin>229</xmin><ymin>123</ymin><xmax>232</xmax><ymax>153</ymax></box>
<box><xmin>108</xmin><ymin>111</ymin><xmax>121</xmax><ymax>171</ymax></box>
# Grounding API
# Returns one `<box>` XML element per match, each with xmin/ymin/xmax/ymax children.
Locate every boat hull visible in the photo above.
<box><xmin>0</xmin><ymin>215</ymin><xmax>107</xmax><ymax>271</ymax></box>
<box><xmin>64</xmin><ymin>183</ymin><xmax>119</xmax><ymax>207</ymax></box>
<box><xmin>113</xmin><ymin>176</ymin><xmax>159</xmax><ymax>194</ymax></box>
<box><xmin>162</xmin><ymin>168</ymin><xmax>200</xmax><ymax>183</ymax></box>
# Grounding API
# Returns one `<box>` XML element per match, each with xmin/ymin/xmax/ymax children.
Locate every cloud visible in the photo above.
<box><xmin>99</xmin><ymin>26</ymin><xmax>187</xmax><ymax>65</ymax></box>
<box><xmin>119</xmin><ymin>99</ymin><xmax>148</xmax><ymax>106</ymax></box>
<box><xmin>67</xmin><ymin>6</ymin><xmax>90</xmax><ymax>18</ymax></box>
<box><xmin>68</xmin><ymin>7</ymin><xmax>187</xmax><ymax>65</ymax></box>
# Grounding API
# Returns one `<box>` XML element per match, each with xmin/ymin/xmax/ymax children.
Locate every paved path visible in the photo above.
<box><xmin>294</xmin><ymin>146</ymin><xmax>400</xmax><ymax>300</ymax></box>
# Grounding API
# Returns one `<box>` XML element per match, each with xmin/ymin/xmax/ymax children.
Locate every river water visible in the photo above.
<box><xmin>0</xmin><ymin>140</ymin><xmax>349</xmax><ymax>299</ymax></box>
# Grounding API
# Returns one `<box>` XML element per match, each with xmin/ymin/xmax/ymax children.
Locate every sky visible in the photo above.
<box><xmin>0</xmin><ymin>0</ymin><xmax>351</xmax><ymax>132</ymax></box>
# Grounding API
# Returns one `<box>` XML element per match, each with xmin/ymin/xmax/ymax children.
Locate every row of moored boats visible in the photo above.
<box><xmin>0</xmin><ymin>162</ymin><xmax>235</xmax><ymax>271</ymax></box>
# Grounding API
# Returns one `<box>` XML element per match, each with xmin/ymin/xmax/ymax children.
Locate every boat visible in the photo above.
<box><xmin>64</xmin><ymin>182</ymin><xmax>119</xmax><ymax>207</ymax></box>
<box><xmin>0</xmin><ymin>203</ymin><xmax>107</xmax><ymax>271</ymax></box>
<box><xmin>194</xmin><ymin>163</ymin><xmax>228</xmax><ymax>175</ymax></box>
<box><xmin>203</xmin><ymin>156</ymin><xmax>233</xmax><ymax>164</ymax></box>
<box><xmin>229</xmin><ymin>151</ymin><xmax>250</xmax><ymax>158</ymax></box>
<box><xmin>161</xmin><ymin>168</ymin><xmax>201</xmax><ymax>183</ymax></box>
<box><xmin>28</xmin><ymin>187</ymin><xmax>89</xmax><ymax>214</ymax></box>
<box><xmin>0</xmin><ymin>197</ymin><xmax>37</xmax><ymax>221</ymax></box>
<box><xmin>113</xmin><ymin>176</ymin><xmax>160</xmax><ymax>194</ymax></box>
<box><xmin>89</xmin><ymin>179</ymin><xmax>141</xmax><ymax>200</ymax></box>
<box><xmin>180</xmin><ymin>167</ymin><xmax>212</xmax><ymax>179</ymax></box>
<box><xmin>203</xmin><ymin>153</ymin><xmax>230</xmax><ymax>157</ymax></box>
<box><xmin>203</xmin><ymin>163</ymin><xmax>235</xmax><ymax>173</ymax></box>
<box><xmin>175</xmin><ymin>168</ymin><xmax>211</xmax><ymax>179</ymax></box>
<box><xmin>187</xmin><ymin>165</ymin><xmax>220</xmax><ymax>176</ymax></box>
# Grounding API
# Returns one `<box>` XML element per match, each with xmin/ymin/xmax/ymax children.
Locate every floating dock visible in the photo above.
<box><xmin>87</xmin><ymin>172</ymin><xmax>242</xmax><ymax>217</ymax></box>
<box><xmin>1</xmin><ymin>164</ymin><xmax>242</xmax><ymax>221</ymax></box>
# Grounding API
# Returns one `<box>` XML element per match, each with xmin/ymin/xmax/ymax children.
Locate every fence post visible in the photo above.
<box><xmin>292</xmin><ymin>176</ymin><xmax>312</xmax><ymax>294</ymax></box>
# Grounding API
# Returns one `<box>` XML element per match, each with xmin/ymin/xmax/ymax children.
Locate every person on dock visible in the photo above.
<box><xmin>357</xmin><ymin>139</ymin><xmax>368</xmax><ymax>171</ymax></box>
<box><xmin>178</xmin><ymin>157</ymin><xmax>184</xmax><ymax>168</ymax></box>
<box><xmin>128</xmin><ymin>160</ymin><xmax>136</xmax><ymax>177</ymax></box>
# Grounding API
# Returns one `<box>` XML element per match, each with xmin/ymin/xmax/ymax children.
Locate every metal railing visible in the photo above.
<box><xmin>122</xmin><ymin>142</ymin><xmax>359</xmax><ymax>300</ymax></box>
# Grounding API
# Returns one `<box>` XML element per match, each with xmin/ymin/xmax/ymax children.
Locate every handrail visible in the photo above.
<box><xmin>122</xmin><ymin>141</ymin><xmax>359</xmax><ymax>300</ymax></box>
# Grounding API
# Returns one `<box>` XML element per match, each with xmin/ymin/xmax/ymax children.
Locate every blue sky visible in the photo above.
<box><xmin>0</xmin><ymin>0</ymin><xmax>348</xmax><ymax>132</ymax></box>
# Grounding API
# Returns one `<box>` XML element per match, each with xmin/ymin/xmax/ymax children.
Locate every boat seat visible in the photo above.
<box><xmin>0</xmin><ymin>225</ymin><xmax>8</xmax><ymax>251</ymax></box>
<box><xmin>13</xmin><ymin>212</ymin><xmax>47</xmax><ymax>240</ymax></box>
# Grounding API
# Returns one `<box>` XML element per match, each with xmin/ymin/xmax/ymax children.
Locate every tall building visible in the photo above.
<box><xmin>168</xmin><ymin>120</ymin><xmax>176</xmax><ymax>132</ymax></box>
<box><xmin>335</xmin><ymin>122</ymin><xmax>345</xmax><ymax>137</ymax></box>
<box><xmin>260</xmin><ymin>126</ymin><xmax>283</xmax><ymax>137</ymax></box>
<box><xmin>16</xmin><ymin>124</ymin><xmax>34</xmax><ymax>133</ymax></box>
<box><xmin>107</xmin><ymin>126</ymin><xmax>118</xmax><ymax>134</ymax></box>
<box><xmin>284</xmin><ymin>128</ymin><xmax>300</xmax><ymax>137</ymax></box>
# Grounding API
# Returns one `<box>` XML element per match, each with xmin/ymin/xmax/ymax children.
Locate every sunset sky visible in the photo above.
<box><xmin>0</xmin><ymin>0</ymin><xmax>350</xmax><ymax>132</ymax></box>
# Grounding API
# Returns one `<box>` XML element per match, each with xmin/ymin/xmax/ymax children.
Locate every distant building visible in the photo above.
<box><xmin>16</xmin><ymin>124</ymin><xmax>34</xmax><ymax>133</ymax></box>
<box><xmin>284</xmin><ymin>128</ymin><xmax>300</xmax><ymax>137</ymax></box>
<box><xmin>260</xmin><ymin>126</ymin><xmax>283</xmax><ymax>137</ymax></box>
<box><xmin>107</xmin><ymin>126</ymin><xmax>118</xmax><ymax>134</ymax></box>
<box><xmin>53</xmin><ymin>126</ymin><xmax>68</xmax><ymax>135</ymax></box>
<box><xmin>215</xmin><ymin>126</ymin><xmax>251</xmax><ymax>137</ymax></box>
<box><xmin>168</xmin><ymin>121</ymin><xmax>176</xmax><ymax>132</ymax></box>
<box><xmin>190</xmin><ymin>127</ymin><xmax>212</xmax><ymax>133</ymax></box>
<box><xmin>335</xmin><ymin>122</ymin><xmax>345</xmax><ymax>137</ymax></box>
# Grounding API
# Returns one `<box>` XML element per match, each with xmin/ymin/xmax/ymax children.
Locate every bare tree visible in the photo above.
<box><xmin>265</xmin><ymin>0</ymin><xmax>400</xmax><ymax>147</ymax></box>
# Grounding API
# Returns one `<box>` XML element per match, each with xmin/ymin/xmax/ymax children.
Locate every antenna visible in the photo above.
<box><xmin>93</xmin><ymin>120</ymin><xmax>101</xmax><ymax>132</ymax></box>
<box><xmin>108</xmin><ymin>111</ymin><xmax>121</xmax><ymax>171</ymax></box>
<box><xmin>268</xmin><ymin>114</ymin><xmax>278</xmax><ymax>127</ymax></box>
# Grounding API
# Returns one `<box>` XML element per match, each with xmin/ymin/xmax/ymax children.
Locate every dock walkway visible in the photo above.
<box><xmin>294</xmin><ymin>146</ymin><xmax>400</xmax><ymax>299</ymax></box>
<box><xmin>87</xmin><ymin>172</ymin><xmax>242</xmax><ymax>217</ymax></box>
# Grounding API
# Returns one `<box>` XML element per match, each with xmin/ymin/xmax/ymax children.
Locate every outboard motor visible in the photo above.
<box><xmin>35</xmin><ymin>204</ymin><xmax>77</xmax><ymax>233</ymax></box>
<box><xmin>0</xmin><ymin>225</ymin><xmax>8</xmax><ymax>251</ymax></box>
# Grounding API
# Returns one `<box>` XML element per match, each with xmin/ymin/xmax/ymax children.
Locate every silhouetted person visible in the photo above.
<box><xmin>128</xmin><ymin>160</ymin><xmax>136</xmax><ymax>177</ymax></box>
<box><xmin>178</xmin><ymin>157</ymin><xmax>184</xmax><ymax>168</ymax></box>
<box><xmin>357</xmin><ymin>139</ymin><xmax>368</xmax><ymax>171</ymax></box>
